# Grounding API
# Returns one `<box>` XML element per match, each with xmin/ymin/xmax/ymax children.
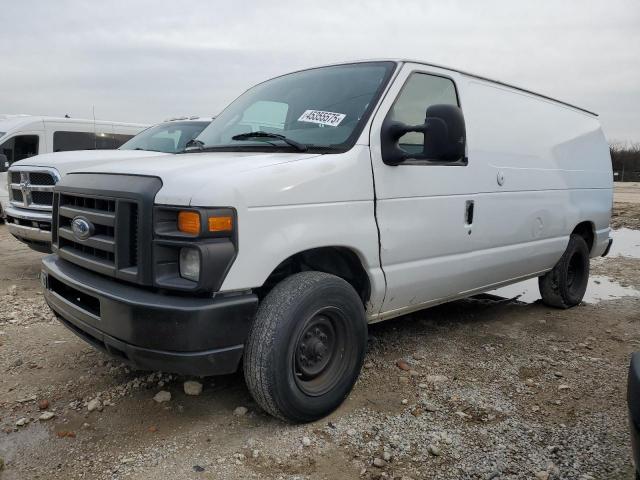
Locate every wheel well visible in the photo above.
<box><xmin>572</xmin><ymin>221</ymin><xmax>595</xmax><ymax>252</ymax></box>
<box><xmin>257</xmin><ymin>247</ymin><xmax>371</xmax><ymax>304</ymax></box>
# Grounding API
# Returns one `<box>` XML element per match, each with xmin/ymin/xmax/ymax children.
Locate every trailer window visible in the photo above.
<box><xmin>53</xmin><ymin>131</ymin><xmax>95</xmax><ymax>151</ymax></box>
<box><xmin>388</xmin><ymin>73</ymin><xmax>459</xmax><ymax>155</ymax></box>
<box><xmin>111</xmin><ymin>134</ymin><xmax>134</xmax><ymax>147</ymax></box>
<box><xmin>0</xmin><ymin>135</ymin><xmax>39</xmax><ymax>164</ymax></box>
<box><xmin>53</xmin><ymin>131</ymin><xmax>133</xmax><ymax>151</ymax></box>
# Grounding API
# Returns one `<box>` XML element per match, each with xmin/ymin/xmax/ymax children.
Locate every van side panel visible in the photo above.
<box><xmin>461</xmin><ymin>78</ymin><xmax>613</xmax><ymax>258</ymax></box>
<box><xmin>369</xmin><ymin>63</ymin><xmax>612</xmax><ymax>318</ymax></box>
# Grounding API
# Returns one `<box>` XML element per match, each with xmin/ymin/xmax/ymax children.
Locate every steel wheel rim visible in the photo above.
<box><xmin>292</xmin><ymin>307</ymin><xmax>350</xmax><ymax>397</ymax></box>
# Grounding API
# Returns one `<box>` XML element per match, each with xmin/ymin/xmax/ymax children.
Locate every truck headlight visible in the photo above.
<box><xmin>179</xmin><ymin>247</ymin><xmax>200</xmax><ymax>281</ymax></box>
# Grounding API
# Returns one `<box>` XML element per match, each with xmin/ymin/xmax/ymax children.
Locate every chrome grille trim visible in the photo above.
<box><xmin>8</xmin><ymin>166</ymin><xmax>60</xmax><ymax>211</ymax></box>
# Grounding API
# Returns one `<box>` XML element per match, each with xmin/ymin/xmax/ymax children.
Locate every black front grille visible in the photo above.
<box><xmin>10</xmin><ymin>172</ymin><xmax>20</xmax><ymax>184</ymax></box>
<box><xmin>52</xmin><ymin>173</ymin><xmax>161</xmax><ymax>286</ymax></box>
<box><xmin>29</xmin><ymin>172</ymin><xmax>56</xmax><ymax>186</ymax></box>
<box><xmin>13</xmin><ymin>190</ymin><xmax>23</xmax><ymax>202</ymax></box>
<box><xmin>55</xmin><ymin>192</ymin><xmax>139</xmax><ymax>281</ymax></box>
<box><xmin>31</xmin><ymin>191</ymin><xmax>53</xmax><ymax>205</ymax></box>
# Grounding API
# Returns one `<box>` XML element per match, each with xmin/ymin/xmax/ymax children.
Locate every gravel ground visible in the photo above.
<box><xmin>611</xmin><ymin>202</ymin><xmax>640</xmax><ymax>230</ymax></box>
<box><xmin>0</xmin><ymin>191</ymin><xmax>638</xmax><ymax>479</ymax></box>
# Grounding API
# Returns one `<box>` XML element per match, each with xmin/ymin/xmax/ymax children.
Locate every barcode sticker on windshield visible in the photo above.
<box><xmin>298</xmin><ymin>110</ymin><xmax>346</xmax><ymax>127</ymax></box>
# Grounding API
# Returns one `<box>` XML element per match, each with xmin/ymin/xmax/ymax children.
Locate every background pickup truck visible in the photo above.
<box><xmin>4</xmin><ymin>118</ymin><xmax>212</xmax><ymax>251</ymax></box>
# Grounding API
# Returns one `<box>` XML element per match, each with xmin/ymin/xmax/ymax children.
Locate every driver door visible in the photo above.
<box><xmin>369</xmin><ymin>64</ymin><xmax>480</xmax><ymax>317</ymax></box>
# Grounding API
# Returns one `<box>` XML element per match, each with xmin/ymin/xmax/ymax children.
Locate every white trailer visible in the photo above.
<box><xmin>0</xmin><ymin>115</ymin><xmax>147</xmax><ymax>219</ymax></box>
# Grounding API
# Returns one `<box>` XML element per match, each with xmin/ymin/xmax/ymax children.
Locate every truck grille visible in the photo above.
<box><xmin>54</xmin><ymin>192</ymin><xmax>140</xmax><ymax>281</ymax></box>
<box><xmin>52</xmin><ymin>174</ymin><xmax>161</xmax><ymax>286</ymax></box>
<box><xmin>9</xmin><ymin>168</ymin><xmax>59</xmax><ymax>211</ymax></box>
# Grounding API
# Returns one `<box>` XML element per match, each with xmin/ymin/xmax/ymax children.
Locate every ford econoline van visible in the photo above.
<box><xmin>39</xmin><ymin>61</ymin><xmax>613</xmax><ymax>422</ymax></box>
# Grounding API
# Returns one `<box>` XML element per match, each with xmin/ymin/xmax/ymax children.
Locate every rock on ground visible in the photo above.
<box><xmin>183</xmin><ymin>380</ymin><xmax>203</xmax><ymax>396</ymax></box>
<box><xmin>153</xmin><ymin>391</ymin><xmax>171</xmax><ymax>403</ymax></box>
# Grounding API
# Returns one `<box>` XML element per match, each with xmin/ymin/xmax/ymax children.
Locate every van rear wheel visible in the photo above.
<box><xmin>539</xmin><ymin>234</ymin><xmax>590</xmax><ymax>309</ymax></box>
<box><xmin>243</xmin><ymin>271</ymin><xmax>367</xmax><ymax>423</ymax></box>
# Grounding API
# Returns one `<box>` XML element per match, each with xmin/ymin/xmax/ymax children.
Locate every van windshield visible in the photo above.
<box><xmin>192</xmin><ymin>62</ymin><xmax>396</xmax><ymax>154</ymax></box>
<box><xmin>120</xmin><ymin>121</ymin><xmax>210</xmax><ymax>153</ymax></box>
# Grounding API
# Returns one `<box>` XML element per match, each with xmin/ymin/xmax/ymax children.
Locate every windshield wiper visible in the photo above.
<box><xmin>184</xmin><ymin>138</ymin><xmax>205</xmax><ymax>151</ymax></box>
<box><xmin>231</xmin><ymin>132</ymin><xmax>308</xmax><ymax>152</ymax></box>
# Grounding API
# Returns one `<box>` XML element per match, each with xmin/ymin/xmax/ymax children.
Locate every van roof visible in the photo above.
<box><xmin>402</xmin><ymin>60</ymin><xmax>598</xmax><ymax>117</ymax></box>
<box><xmin>0</xmin><ymin>114</ymin><xmax>148</xmax><ymax>133</ymax></box>
<box><xmin>163</xmin><ymin>116</ymin><xmax>216</xmax><ymax>123</ymax></box>
<box><xmin>311</xmin><ymin>60</ymin><xmax>598</xmax><ymax>117</ymax></box>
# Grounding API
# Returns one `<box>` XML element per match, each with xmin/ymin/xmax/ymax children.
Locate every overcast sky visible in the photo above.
<box><xmin>2</xmin><ymin>0</ymin><xmax>639</xmax><ymax>142</ymax></box>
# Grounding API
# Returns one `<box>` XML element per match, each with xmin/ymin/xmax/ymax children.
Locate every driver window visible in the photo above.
<box><xmin>388</xmin><ymin>73</ymin><xmax>458</xmax><ymax>154</ymax></box>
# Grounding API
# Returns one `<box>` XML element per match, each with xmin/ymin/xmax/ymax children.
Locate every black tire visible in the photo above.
<box><xmin>538</xmin><ymin>234</ymin><xmax>590</xmax><ymax>309</ymax></box>
<box><xmin>243</xmin><ymin>271</ymin><xmax>367</xmax><ymax>423</ymax></box>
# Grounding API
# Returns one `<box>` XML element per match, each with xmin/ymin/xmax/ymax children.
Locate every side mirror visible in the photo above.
<box><xmin>0</xmin><ymin>154</ymin><xmax>8</xmax><ymax>173</ymax></box>
<box><xmin>381</xmin><ymin>104</ymin><xmax>467</xmax><ymax>165</ymax></box>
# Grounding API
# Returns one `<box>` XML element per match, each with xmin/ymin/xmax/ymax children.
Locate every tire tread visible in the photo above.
<box><xmin>539</xmin><ymin>234</ymin><xmax>589</xmax><ymax>309</ymax></box>
<box><xmin>244</xmin><ymin>271</ymin><xmax>363</xmax><ymax>422</ymax></box>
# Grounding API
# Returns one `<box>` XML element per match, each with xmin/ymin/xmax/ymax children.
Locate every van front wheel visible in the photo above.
<box><xmin>243</xmin><ymin>271</ymin><xmax>367</xmax><ymax>423</ymax></box>
<box><xmin>539</xmin><ymin>234</ymin><xmax>590</xmax><ymax>309</ymax></box>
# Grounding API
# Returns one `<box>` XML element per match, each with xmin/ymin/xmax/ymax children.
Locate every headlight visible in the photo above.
<box><xmin>179</xmin><ymin>247</ymin><xmax>200</xmax><ymax>281</ymax></box>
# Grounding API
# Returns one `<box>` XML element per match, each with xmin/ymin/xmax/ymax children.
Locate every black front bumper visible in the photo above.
<box><xmin>629</xmin><ymin>353</ymin><xmax>640</xmax><ymax>475</ymax></box>
<box><xmin>42</xmin><ymin>255</ymin><xmax>258</xmax><ymax>376</ymax></box>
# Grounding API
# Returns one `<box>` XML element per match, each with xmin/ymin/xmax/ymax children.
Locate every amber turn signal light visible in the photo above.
<box><xmin>208</xmin><ymin>215</ymin><xmax>233</xmax><ymax>232</ymax></box>
<box><xmin>178</xmin><ymin>211</ymin><xmax>201</xmax><ymax>235</ymax></box>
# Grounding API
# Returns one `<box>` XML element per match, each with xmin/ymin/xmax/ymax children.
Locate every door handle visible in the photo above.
<box><xmin>465</xmin><ymin>200</ymin><xmax>474</xmax><ymax>226</ymax></box>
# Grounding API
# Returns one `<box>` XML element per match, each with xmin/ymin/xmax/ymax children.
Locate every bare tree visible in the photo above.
<box><xmin>610</xmin><ymin>141</ymin><xmax>640</xmax><ymax>182</ymax></box>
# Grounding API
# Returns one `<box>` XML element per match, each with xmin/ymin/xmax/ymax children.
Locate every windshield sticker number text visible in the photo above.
<box><xmin>298</xmin><ymin>110</ymin><xmax>346</xmax><ymax>127</ymax></box>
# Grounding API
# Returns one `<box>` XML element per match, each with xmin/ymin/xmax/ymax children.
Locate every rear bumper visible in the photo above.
<box><xmin>42</xmin><ymin>255</ymin><xmax>258</xmax><ymax>376</ymax></box>
<box><xmin>5</xmin><ymin>205</ymin><xmax>52</xmax><ymax>251</ymax></box>
<box><xmin>629</xmin><ymin>353</ymin><xmax>640</xmax><ymax>473</ymax></box>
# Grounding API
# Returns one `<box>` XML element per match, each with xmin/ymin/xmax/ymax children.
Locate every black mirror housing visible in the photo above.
<box><xmin>0</xmin><ymin>154</ymin><xmax>8</xmax><ymax>173</ymax></box>
<box><xmin>423</xmin><ymin>104</ymin><xmax>466</xmax><ymax>162</ymax></box>
<box><xmin>381</xmin><ymin>104</ymin><xmax>467</xmax><ymax>166</ymax></box>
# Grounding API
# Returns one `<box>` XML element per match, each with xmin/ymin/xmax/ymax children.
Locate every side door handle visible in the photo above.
<box><xmin>465</xmin><ymin>200</ymin><xmax>474</xmax><ymax>227</ymax></box>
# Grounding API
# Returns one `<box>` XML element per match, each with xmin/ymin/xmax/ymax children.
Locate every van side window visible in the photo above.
<box><xmin>54</xmin><ymin>131</ymin><xmax>135</xmax><ymax>151</ymax></box>
<box><xmin>388</xmin><ymin>73</ymin><xmax>459</xmax><ymax>155</ymax></box>
<box><xmin>111</xmin><ymin>134</ymin><xmax>134</xmax><ymax>147</ymax></box>
<box><xmin>53</xmin><ymin>131</ymin><xmax>96</xmax><ymax>152</ymax></box>
<box><xmin>0</xmin><ymin>135</ymin><xmax>39</xmax><ymax>164</ymax></box>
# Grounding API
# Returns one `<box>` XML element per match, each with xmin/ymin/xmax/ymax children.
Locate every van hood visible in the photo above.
<box><xmin>67</xmin><ymin>151</ymin><xmax>322</xmax><ymax>206</ymax></box>
<box><xmin>12</xmin><ymin>150</ymin><xmax>170</xmax><ymax>176</ymax></box>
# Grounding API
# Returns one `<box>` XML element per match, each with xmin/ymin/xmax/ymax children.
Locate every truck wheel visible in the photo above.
<box><xmin>538</xmin><ymin>234</ymin><xmax>590</xmax><ymax>309</ymax></box>
<box><xmin>243</xmin><ymin>271</ymin><xmax>367</xmax><ymax>423</ymax></box>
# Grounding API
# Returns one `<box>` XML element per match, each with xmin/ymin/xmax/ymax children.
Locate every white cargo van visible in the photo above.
<box><xmin>0</xmin><ymin>115</ymin><xmax>147</xmax><ymax>219</ymax></box>
<box><xmin>40</xmin><ymin>60</ymin><xmax>613</xmax><ymax>422</ymax></box>
<box><xmin>5</xmin><ymin>118</ymin><xmax>212</xmax><ymax>252</ymax></box>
